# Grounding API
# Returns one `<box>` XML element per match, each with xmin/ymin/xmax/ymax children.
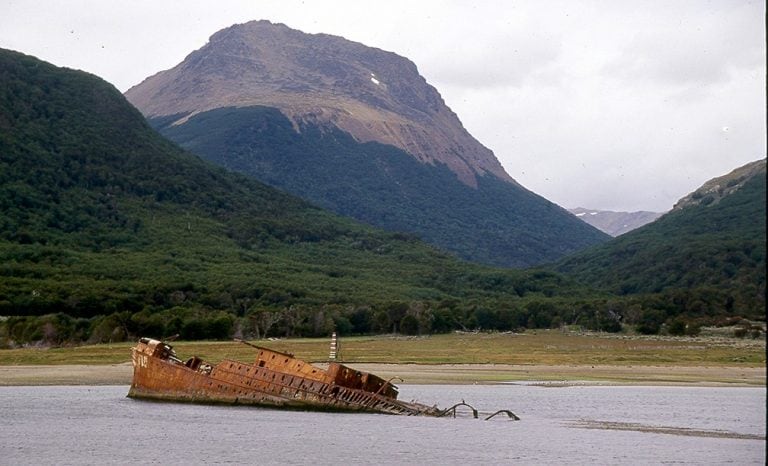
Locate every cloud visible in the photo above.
<box><xmin>605</xmin><ymin>41</ymin><xmax>731</xmax><ymax>88</ymax></box>
<box><xmin>421</xmin><ymin>29</ymin><xmax>563</xmax><ymax>90</ymax></box>
<box><xmin>602</xmin><ymin>2</ymin><xmax>764</xmax><ymax>90</ymax></box>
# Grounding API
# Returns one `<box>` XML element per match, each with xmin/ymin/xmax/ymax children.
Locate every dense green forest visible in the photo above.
<box><xmin>150</xmin><ymin>106</ymin><xmax>608</xmax><ymax>268</ymax></box>
<box><xmin>556</xmin><ymin>164</ymin><xmax>766</xmax><ymax>330</ymax></box>
<box><xmin>0</xmin><ymin>49</ymin><xmax>763</xmax><ymax>347</ymax></box>
<box><xmin>0</xmin><ymin>49</ymin><xmax>600</xmax><ymax>346</ymax></box>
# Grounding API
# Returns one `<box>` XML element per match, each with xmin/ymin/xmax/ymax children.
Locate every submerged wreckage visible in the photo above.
<box><xmin>128</xmin><ymin>337</ymin><xmax>518</xmax><ymax>420</ymax></box>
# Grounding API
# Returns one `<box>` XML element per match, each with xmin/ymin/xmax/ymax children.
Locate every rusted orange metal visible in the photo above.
<box><xmin>127</xmin><ymin>337</ymin><xmax>440</xmax><ymax>415</ymax></box>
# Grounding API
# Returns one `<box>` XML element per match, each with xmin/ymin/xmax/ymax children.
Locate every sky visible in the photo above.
<box><xmin>1</xmin><ymin>0</ymin><xmax>764</xmax><ymax>212</ymax></box>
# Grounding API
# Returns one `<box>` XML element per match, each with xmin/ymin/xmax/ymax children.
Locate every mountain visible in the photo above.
<box><xmin>556</xmin><ymin>159</ymin><xmax>766</xmax><ymax>318</ymax></box>
<box><xmin>672</xmin><ymin>159</ymin><xmax>766</xmax><ymax>211</ymax></box>
<box><xmin>568</xmin><ymin>208</ymin><xmax>664</xmax><ymax>236</ymax></box>
<box><xmin>125</xmin><ymin>21</ymin><xmax>510</xmax><ymax>188</ymax></box>
<box><xmin>125</xmin><ymin>20</ymin><xmax>608</xmax><ymax>268</ymax></box>
<box><xmin>1</xmin><ymin>48</ymin><xmax>596</xmax><ymax>343</ymax></box>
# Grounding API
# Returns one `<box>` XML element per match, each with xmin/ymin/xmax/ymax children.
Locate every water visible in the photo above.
<box><xmin>1</xmin><ymin>384</ymin><xmax>764</xmax><ymax>465</ymax></box>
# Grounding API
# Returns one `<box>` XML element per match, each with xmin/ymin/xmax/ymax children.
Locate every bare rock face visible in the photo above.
<box><xmin>125</xmin><ymin>20</ymin><xmax>514</xmax><ymax>187</ymax></box>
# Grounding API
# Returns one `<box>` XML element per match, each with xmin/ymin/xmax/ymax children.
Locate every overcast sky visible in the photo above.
<box><xmin>1</xmin><ymin>0</ymin><xmax>764</xmax><ymax>212</ymax></box>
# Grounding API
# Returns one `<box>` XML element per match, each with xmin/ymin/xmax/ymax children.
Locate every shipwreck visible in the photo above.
<box><xmin>127</xmin><ymin>337</ymin><xmax>518</xmax><ymax>420</ymax></box>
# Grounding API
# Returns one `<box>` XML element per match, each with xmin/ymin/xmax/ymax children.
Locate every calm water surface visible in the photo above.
<box><xmin>1</xmin><ymin>384</ymin><xmax>764</xmax><ymax>465</ymax></box>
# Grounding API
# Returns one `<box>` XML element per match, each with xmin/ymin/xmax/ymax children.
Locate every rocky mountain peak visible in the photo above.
<box><xmin>672</xmin><ymin>159</ymin><xmax>766</xmax><ymax>211</ymax></box>
<box><xmin>125</xmin><ymin>20</ymin><xmax>514</xmax><ymax>187</ymax></box>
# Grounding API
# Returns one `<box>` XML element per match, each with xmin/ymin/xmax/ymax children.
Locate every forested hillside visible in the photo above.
<box><xmin>1</xmin><ymin>49</ymin><xmax>762</xmax><ymax>347</ymax></box>
<box><xmin>0</xmin><ymin>49</ymin><xmax>605</xmax><ymax>346</ymax></box>
<box><xmin>151</xmin><ymin>106</ymin><xmax>606</xmax><ymax>268</ymax></box>
<box><xmin>556</xmin><ymin>160</ymin><xmax>766</xmax><ymax>332</ymax></box>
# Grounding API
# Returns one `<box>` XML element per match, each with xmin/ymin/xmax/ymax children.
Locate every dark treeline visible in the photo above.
<box><xmin>3</xmin><ymin>285</ymin><xmax>762</xmax><ymax>347</ymax></box>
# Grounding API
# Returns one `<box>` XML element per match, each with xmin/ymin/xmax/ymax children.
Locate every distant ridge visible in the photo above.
<box><xmin>568</xmin><ymin>208</ymin><xmax>664</xmax><ymax>237</ymax></box>
<box><xmin>672</xmin><ymin>159</ymin><xmax>767</xmax><ymax>211</ymax></box>
<box><xmin>125</xmin><ymin>20</ymin><xmax>608</xmax><ymax>267</ymax></box>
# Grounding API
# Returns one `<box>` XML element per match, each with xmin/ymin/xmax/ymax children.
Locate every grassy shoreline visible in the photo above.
<box><xmin>1</xmin><ymin>331</ymin><xmax>764</xmax><ymax>386</ymax></box>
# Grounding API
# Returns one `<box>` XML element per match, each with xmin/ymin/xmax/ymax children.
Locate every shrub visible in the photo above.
<box><xmin>667</xmin><ymin>319</ymin><xmax>687</xmax><ymax>336</ymax></box>
<box><xmin>637</xmin><ymin>309</ymin><xmax>666</xmax><ymax>335</ymax></box>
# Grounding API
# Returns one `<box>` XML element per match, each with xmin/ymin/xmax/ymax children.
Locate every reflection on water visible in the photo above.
<box><xmin>1</xmin><ymin>384</ymin><xmax>764</xmax><ymax>465</ymax></box>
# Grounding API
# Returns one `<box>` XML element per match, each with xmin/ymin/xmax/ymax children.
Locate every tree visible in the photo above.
<box><xmin>246</xmin><ymin>307</ymin><xmax>281</xmax><ymax>339</ymax></box>
<box><xmin>637</xmin><ymin>309</ymin><xmax>666</xmax><ymax>335</ymax></box>
<box><xmin>400</xmin><ymin>315</ymin><xmax>419</xmax><ymax>335</ymax></box>
<box><xmin>371</xmin><ymin>310</ymin><xmax>391</xmax><ymax>334</ymax></box>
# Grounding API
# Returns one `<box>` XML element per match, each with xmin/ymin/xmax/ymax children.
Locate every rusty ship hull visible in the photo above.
<box><xmin>128</xmin><ymin>338</ymin><xmax>440</xmax><ymax>416</ymax></box>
